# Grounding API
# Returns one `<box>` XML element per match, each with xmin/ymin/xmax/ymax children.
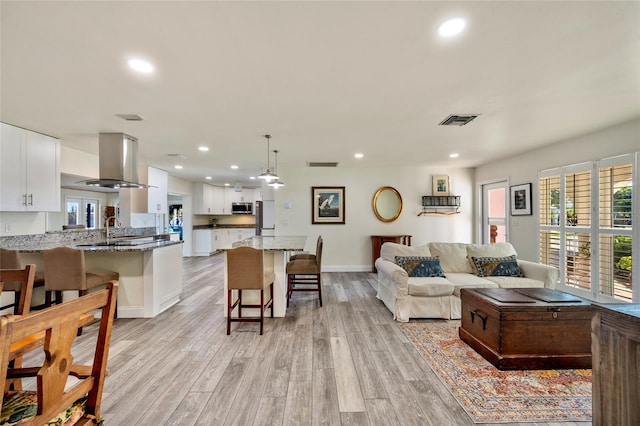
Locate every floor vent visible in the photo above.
<box><xmin>307</xmin><ymin>162</ymin><xmax>339</xmax><ymax>167</ymax></box>
<box><xmin>439</xmin><ymin>114</ymin><xmax>479</xmax><ymax>126</ymax></box>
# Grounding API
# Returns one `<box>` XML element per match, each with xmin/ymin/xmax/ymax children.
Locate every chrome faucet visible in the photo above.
<box><xmin>105</xmin><ymin>215</ymin><xmax>118</xmax><ymax>242</ymax></box>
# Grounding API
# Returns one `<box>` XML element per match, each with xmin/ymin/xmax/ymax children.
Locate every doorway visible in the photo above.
<box><xmin>481</xmin><ymin>180</ymin><xmax>508</xmax><ymax>244</ymax></box>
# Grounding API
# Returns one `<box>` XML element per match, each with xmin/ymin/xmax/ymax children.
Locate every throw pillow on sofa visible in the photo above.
<box><xmin>471</xmin><ymin>255</ymin><xmax>524</xmax><ymax>277</ymax></box>
<box><xmin>395</xmin><ymin>256</ymin><xmax>446</xmax><ymax>278</ymax></box>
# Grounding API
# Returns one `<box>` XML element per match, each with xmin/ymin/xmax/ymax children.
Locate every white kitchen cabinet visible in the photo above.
<box><xmin>129</xmin><ymin>166</ymin><xmax>167</xmax><ymax>213</ymax></box>
<box><xmin>146</xmin><ymin>166</ymin><xmax>168</xmax><ymax>213</ymax></box>
<box><xmin>121</xmin><ymin>166</ymin><xmax>167</xmax><ymax>214</ymax></box>
<box><xmin>252</xmin><ymin>188</ymin><xmax>262</xmax><ymax>202</ymax></box>
<box><xmin>0</xmin><ymin>123</ymin><xmax>60</xmax><ymax>212</ymax></box>
<box><xmin>193</xmin><ymin>229</ymin><xmax>214</xmax><ymax>256</ymax></box>
<box><xmin>212</xmin><ymin>228</ymin><xmax>226</xmax><ymax>251</ymax></box>
<box><xmin>211</xmin><ymin>186</ymin><xmax>225</xmax><ymax>215</ymax></box>
<box><xmin>193</xmin><ymin>183</ymin><xmax>215</xmax><ymax>214</ymax></box>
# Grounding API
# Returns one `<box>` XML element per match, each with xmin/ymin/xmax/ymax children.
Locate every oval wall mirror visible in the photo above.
<box><xmin>372</xmin><ymin>186</ymin><xmax>403</xmax><ymax>223</ymax></box>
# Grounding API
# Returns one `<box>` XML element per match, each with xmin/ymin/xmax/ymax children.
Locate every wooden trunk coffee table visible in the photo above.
<box><xmin>459</xmin><ymin>288</ymin><xmax>592</xmax><ymax>370</ymax></box>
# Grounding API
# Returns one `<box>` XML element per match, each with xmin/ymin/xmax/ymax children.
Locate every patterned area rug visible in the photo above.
<box><xmin>399</xmin><ymin>320</ymin><xmax>592</xmax><ymax>423</ymax></box>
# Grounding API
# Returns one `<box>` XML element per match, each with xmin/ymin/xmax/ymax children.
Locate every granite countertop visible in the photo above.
<box><xmin>228</xmin><ymin>235</ymin><xmax>307</xmax><ymax>251</ymax></box>
<box><xmin>4</xmin><ymin>237</ymin><xmax>182</xmax><ymax>253</ymax></box>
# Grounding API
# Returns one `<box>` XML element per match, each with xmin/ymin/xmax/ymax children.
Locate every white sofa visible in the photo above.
<box><xmin>374</xmin><ymin>242</ymin><xmax>559</xmax><ymax>322</ymax></box>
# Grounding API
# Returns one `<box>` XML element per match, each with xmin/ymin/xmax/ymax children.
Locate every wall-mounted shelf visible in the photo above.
<box><xmin>418</xmin><ymin>195</ymin><xmax>461</xmax><ymax>215</ymax></box>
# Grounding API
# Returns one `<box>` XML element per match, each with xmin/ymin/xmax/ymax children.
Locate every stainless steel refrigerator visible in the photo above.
<box><xmin>255</xmin><ymin>200</ymin><xmax>275</xmax><ymax>236</ymax></box>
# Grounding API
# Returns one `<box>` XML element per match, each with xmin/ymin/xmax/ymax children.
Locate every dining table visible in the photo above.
<box><xmin>223</xmin><ymin>235</ymin><xmax>307</xmax><ymax>317</ymax></box>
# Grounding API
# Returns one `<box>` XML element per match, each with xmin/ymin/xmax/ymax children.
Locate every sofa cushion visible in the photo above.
<box><xmin>407</xmin><ymin>277</ymin><xmax>454</xmax><ymax>297</ymax></box>
<box><xmin>380</xmin><ymin>242</ymin><xmax>431</xmax><ymax>263</ymax></box>
<box><xmin>445</xmin><ymin>272</ymin><xmax>498</xmax><ymax>297</ymax></box>
<box><xmin>428</xmin><ymin>242</ymin><xmax>474</xmax><ymax>273</ymax></box>
<box><xmin>466</xmin><ymin>242</ymin><xmax>517</xmax><ymax>259</ymax></box>
<box><xmin>471</xmin><ymin>255</ymin><xmax>524</xmax><ymax>277</ymax></box>
<box><xmin>467</xmin><ymin>242</ymin><xmax>518</xmax><ymax>273</ymax></box>
<box><xmin>395</xmin><ymin>256</ymin><xmax>445</xmax><ymax>278</ymax></box>
<box><xmin>486</xmin><ymin>276</ymin><xmax>545</xmax><ymax>288</ymax></box>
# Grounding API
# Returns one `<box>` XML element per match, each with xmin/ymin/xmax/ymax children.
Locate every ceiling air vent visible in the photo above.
<box><xmin>115</xmin><ymin>114</ymin><xmax>144</xmax><ymax>121</ymax></box>
<box><xmin>167</xmin><ymin>153</ymin><xmax>187</xmax><ymax>159</ymax></box>
<box><xmin>307</xmin><ymin>162</ymin><xmax>339</xmax><ymax>167</ymax></box>
<box><xmin>439</xmin><ymin>114</ymin><xmax>479</xmax><ymax>126</ymax></box>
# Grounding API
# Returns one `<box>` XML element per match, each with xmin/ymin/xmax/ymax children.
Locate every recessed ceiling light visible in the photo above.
<box><xmin>174</xmin><ymin>165</ymin><xmax>183</xmax><ymax>169</ymax></box>
<box><xmin>224</xmin><ymin>183</ymin><xmax>230</xmax><ymax>186</ymax></box>
<box><xmin>249</xmin><ymin>176</ymin><xmax>256</xmax><ymax>180</ymax></box>
<box><xmin>128</xmin><ymin>58</ymin><xmax>154</xmax><ymax>73</ymax></box>
<box><xmin>230</xmin><ymin>165</ymin><xmax>239</xmax><ymax>169</ymax></box>
<box><xmin>449</xmin><ymin>153</ymin><xmax>460</xmax><ymax>158</ymax></box>
<box><xmin>354</xmin><ymin>153</ymin><xmax>364</xmax><ymax>159</ymax></box>
<box><xmin>438</xmin><ymin>18</ymin><xmax>466</xmax><ymax>37</ymax></box>
<box><xmin>205</xmin><ymin>176</ymin><xmax>212</xmax><ymax>180</ymax></box>
<box><xmin>198</xmin><ymin>146</ymin><xmax>209</xmax><ymax>152</ymax></box>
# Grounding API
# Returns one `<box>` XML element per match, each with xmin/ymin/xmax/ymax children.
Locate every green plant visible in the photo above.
<box><xmin>578</xmin><ymin>241</ymin><xmax>591</xmax><ymax>259</ymax></box>
<box><xmin>617</xmin><ymin>256</ymin><xmax>632</xmax><ymax>272</ymax></box>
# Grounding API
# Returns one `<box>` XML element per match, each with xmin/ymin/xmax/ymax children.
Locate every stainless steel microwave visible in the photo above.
<box><xmin>231</xmin><ymin>202</ymin><xmax>253</xmax><ymax>214</ymax></box>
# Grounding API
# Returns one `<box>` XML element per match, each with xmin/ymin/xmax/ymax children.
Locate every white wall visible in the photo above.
<box><xmin>272</xmin><ymin>165</ymin><xmax>475</xmax><ymax>271</ymax></box>
<box><xmin>475</xmin><ymin>118</ymin><xmax>640</xmax><ymax>261</ymax></box>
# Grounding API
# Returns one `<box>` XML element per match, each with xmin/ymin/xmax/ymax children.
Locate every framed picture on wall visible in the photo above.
<box><xmin>432</xmin><ymin>175</ymin><xmax>450</xmax><ymax>196</ymax></box>
<box><xmin>510</xmin><ymin>183</ymin><xmax>532</xmax><ymax>216</ymax></box>
<box><xmin>312</xmin><ymin>186</ymin><xmax>345</xmax><ymax>224</ymax></box>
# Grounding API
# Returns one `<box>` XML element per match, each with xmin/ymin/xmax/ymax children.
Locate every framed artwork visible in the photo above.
<box><xmin>510</xmin><ymin>183</ymin><xmax>532</xmax><ymax>216</ymax></box>
<box><xmin>312</xmin><ymin>186</ymin><xmax>345</xmax><ymax>224</ymax></box>
<box><xmin>432</xmin><ymin>175</ymin><xmax>450</xmax><ymax>196</ymax></box>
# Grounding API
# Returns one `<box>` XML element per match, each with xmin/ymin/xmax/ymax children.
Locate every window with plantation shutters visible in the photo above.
<box><xmin>538</xmin><ymin>153</ymin><xmax>637</xmax><ymax>303</ymax></box>
<box><xmin>598</xmin><ymin>161</ymin><xmax>633</xmax><ymax>301</ymax></box>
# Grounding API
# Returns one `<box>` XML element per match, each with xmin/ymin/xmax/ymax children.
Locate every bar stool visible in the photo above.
<box><xmin>0</xmin><ymin>248</ymin><xmax>45</xmax><ymax>313</ymax></box>
<box><xmin>289</xmin><ymin>235</ymin><xmax>322</xmax><ymax>262</ymax></box>
<box><xmin>43</xmin><ymin>247</ymin><xmax>119</xmax><ymax>334</ymax></box>
<box><xmin>286</xmin><ymin>237</ymin><xmax>323</xmax><ymax>307</ymax></box>
<box><xmin>226</xmin><ymin>246</ymin><xmax>274</xmax><ymax>335</ymax></box>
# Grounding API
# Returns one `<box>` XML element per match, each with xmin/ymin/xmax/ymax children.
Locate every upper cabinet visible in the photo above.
<box><xmin>0</xmin><ymin>123</ymin><xmax>60</xmax><ymax>212</ymax></box>
<box><xmin>122</xmin><ymin>166</ymin><xmax>168</xmax><ymax>214</ymax></box>
<box><xmin>193</xmin><ymin>183</ymin><xmax>215</xmax><ymax>214</ymax></box>
<box><xmin>144</xmin><ymin>166</ymin><xmax>168</xmax><ymax>213</ymax></box>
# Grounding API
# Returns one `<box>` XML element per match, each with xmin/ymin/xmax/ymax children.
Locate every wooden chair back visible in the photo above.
<box><xmin>0</xmin><ymin>281</ymin><xmax>118</xmax><ymax>425</ymax></box>
<box><xmin>0</xmin><ymin>264</ymin><xmax>36</xmax><ymax>314</ymax></box>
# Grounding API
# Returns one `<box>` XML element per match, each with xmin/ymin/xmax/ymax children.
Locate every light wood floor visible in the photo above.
<box><xmin>72</xmin><ymin>254</ymin><xmax>591</xmax><ymax>425</ymax></box>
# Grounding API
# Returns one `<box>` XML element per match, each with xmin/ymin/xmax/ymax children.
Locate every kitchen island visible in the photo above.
<box><xmin>224</xmin><ymin>235</ymin><xmax>307</xmax><ymax>317</ymax></box>
<box><xmin>4</xmin><ymin>233</ymin><xmax>183</xmax><ymax>318</ymax></box>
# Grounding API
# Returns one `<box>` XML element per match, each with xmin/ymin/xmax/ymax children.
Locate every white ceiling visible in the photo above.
<box><xmin>2</xmin><ymin>1</ymin><xmax>639</xmax><ymax>187</ymax></box>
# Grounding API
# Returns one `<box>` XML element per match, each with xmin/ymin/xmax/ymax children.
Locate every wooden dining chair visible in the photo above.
<box><xmin>0</xmin><ymin>264</ymin><xmax>36</xmax><ymax>317</ymax></box>
<box><xmin>226</xmin><ymin>247</ymin><xmax>274</xmax><ymax>335</ymax></box>
<box><xmin>0</xmin><ymin>281</ymin><xmax>118</xmax><ymax>426</ymax></box>
<box><xmin>286</xmin><ymin>237</ymin><xmax>323</xmax><ymax>307</ymax></box>
<box><xmin>0</xmin><ymin>264</ymin><xmax>37</xmax><ymax>392</ymax></box>
<box><xmin>0</xmin><ymin>248</ymin><xmax>44</xmax><ymax>313</ymax></box>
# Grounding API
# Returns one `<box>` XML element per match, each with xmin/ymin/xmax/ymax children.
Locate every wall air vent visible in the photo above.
<box><xmin>307</xmin><ymin>162</ymin><xmax>339</xmax><ymax>167</ymax></box>
<box><xmin>439</xmin><ymin>114</ymin><xmax>479</xmax><ymax>126</ymax></box>
<box><xmin>115</xmin><ymin>114</ymin><xmax>144</xmax><ymax>121</ymax></box>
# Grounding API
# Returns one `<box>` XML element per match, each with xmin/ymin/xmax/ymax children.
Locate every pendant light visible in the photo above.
<box><xmin>258</xmin><ymin>134</ymin><xmax>279</xmax><ymax>181</ymax></box>
<box><xmin>268</xmin><ymin>149</ymin><xmax>285</xmax><ymax>188</ymax></box>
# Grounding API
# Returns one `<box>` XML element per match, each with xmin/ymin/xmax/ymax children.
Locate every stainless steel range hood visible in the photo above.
<box><xmin>82</xmin><ymin>133</ymin><xmax>150</xmax><ymax>189</ymax></box>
